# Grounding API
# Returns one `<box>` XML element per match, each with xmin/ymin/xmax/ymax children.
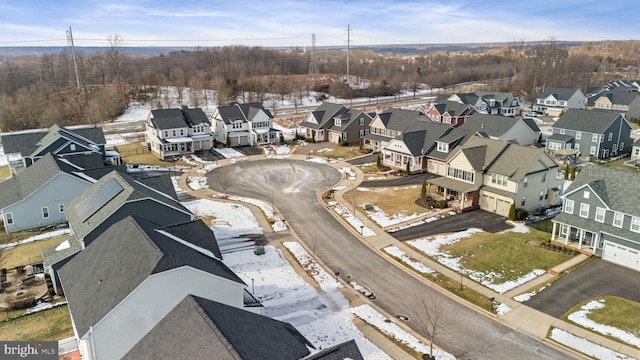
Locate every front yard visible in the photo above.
<box><xmin>345</xmin><ymin>185</ymin><xmax>430</xmax><ymax>220</ymax></box>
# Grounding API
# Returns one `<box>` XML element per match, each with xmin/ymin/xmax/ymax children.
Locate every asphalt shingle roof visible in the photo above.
<box><xmin>564</xmin><ymin>165</ymin><xmax>640</xmax><ymax>216</ymax></box>
<box><xmin>305</xmin><ymin>339</ymin><xmax>363</xmax><ymax>360</ymax></box>
<box><xmin>539</xmin><ymin>87</ymin><xmax>581</xmax><ymax>101</ymax></box>
<box><xmin>59</xmin><ymin>216</ymin><xmax>244</xmax><ymax>338</ymax></box>
<box><xmin>0</xmin><ymin>126</ymin><xmax>105</xmax><ymax>157</ymax></box>
<box><xmin>486</xmin><ymin>145</ymin><xmax>558</xmax><ymax>181</ymax></box>
<box><xmin>459</xmin><ymin>114</ymin><xmax>519</xmax><ymax>137</ymax></box>
<box><xmin>299</xmin><ymin>102</ymin><xmax>348</xmax><ymax>129</ymax></box>
<box><xmin>552</xmin><ymin>109</ymin><xmax>625</xmax><ymax>134</ymax></box>
<box><xmin>447</xmin><ymin>136</ymin><xmax>509</xmax><ymax>170</ymax></box>
<box><xmin>376</xmin><ymin>108</ymin><xmax>425</xmax><ymax>132</ymax></box>
<box><xmin>123</xmin><ymin>295</ymin><xmax>312</xmax><ymax>360</ymax></box>
<box><xmin>159</xmin><ymin>219</ymin><xmax>222</xmax><ymax>259</ymax></box>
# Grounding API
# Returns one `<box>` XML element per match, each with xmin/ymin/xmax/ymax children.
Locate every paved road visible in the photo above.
<box><xmin>391</xmin><ymin>210</ymin><xmax>512</xmax><ymax>241</ymax></box>
<box><xmin>526</xmin><ymin>258</ymin><xmax>640</xmax><ymax>318</ymax></box>
<box><xmin>206</xmin><ymin>159</ymin><xmax>572</xmax><ymax>360</ymax></box>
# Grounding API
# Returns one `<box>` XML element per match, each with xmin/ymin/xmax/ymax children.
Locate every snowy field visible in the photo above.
<box><xmin>567</xmin><ymin>299</ymin><xmax>640</xmax><ymax>348</ymax></box>
<box><xmin>408</xmin><ymin>228</ymin><xmax>546</xmax><ymax>294</ymax></box>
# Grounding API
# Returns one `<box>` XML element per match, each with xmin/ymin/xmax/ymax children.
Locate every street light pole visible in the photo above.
<box><xmin>252</xmin><ymin>278</ymin><xmax>255</xmax><ymax>294</ymax></box>
<box><xmin>334</xmin><ymin>272</ymin><xmax>340</xmax><ymax>284</ymax></box>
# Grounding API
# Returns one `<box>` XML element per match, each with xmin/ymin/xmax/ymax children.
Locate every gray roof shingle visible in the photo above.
<box><xmin>552</xmin><ymin>109</ymin><xmax>624</xmax><ymax>134</ymax></box>
<box><xmin>1</xmin><ymin>125</ymin><xmax>105</xmax><ymax>157</ymax></box>
<box><xmin>485</xmin><ymin>144</ymin><xmax>558</xmax><ymax>181</ymax></box>
<box><xmin>123</xmin><ymin>295</ymin><xmax>312</xmax><ymax>360</ymax></box>
<box><xmin>538</xmin><ymin>87</ymin><xmax>581</xmax><ymax>101</ymax></box>
<box><xmin>459</xmin><ymin>114</ymin><xmax>519</xmax><ymax>137</ymax></box>
<box><xmin>59</xmin><ymin>216</ymin><xmax>244</xmax><ymax>338</ymax></box>
<box><xmin>305</xmin><ymin>339</ymin><xmax>364</xmax><ymax>360</ymax></box>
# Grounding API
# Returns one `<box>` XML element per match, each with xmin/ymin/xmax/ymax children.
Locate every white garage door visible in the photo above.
<box><xmin>496</xmin><ymin>199</ymin><xmax>511</xmax><ymax>217</ymax></box>
<box><xmin>602</xmin><ymin>241</ymin><xmax>640</xmax><ymax>271</ymax></box>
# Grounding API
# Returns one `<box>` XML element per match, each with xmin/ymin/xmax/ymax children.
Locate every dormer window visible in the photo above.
<box><xmin>334</xmin><ymin>118</ymin><xmax>342</xmax><ymax>127</ymax></box>
<box><xmin>437</xmin><ymin>142</ymin><xmax>449</xmax><ymax>153</ymax></box>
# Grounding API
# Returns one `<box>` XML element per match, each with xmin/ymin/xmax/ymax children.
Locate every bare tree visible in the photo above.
<box><xmin>406</xmin><ymin>288</ymin><xmax>459</xmax><ymax>359</ymax></box>
<box><xmin>215</xmin><ymin>171</ymin><xmax>232</xmax><ymax>198</ymax></box>
<box><xmin>105</xmin><ymin>34</ymin><xmax>124</xmax><ymax>93</ymax></box>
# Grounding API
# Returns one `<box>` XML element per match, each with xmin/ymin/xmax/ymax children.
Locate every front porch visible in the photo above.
<box><xmin>252</xmin><ymin>129</ymin><xmax>279</xmax><ymax>145</ymax></box>
<box><xmin>551</xmin><ymin>221</ymin><xmax>601</xmax><ymax>255</ymax></box>
<box><xmin>382</xmin><ymin>151</ymin><xmax>426</xmax><ymax>172</ymax></box>
<box><xmin>427</xmin><ymin>176</ymin><xmax>479</xmax><ymax>213</ymax></box>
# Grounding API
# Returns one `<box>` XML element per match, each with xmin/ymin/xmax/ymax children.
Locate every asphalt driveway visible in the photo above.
<box><xmin>390</xmin><ymin>209</ymin><xmax>511</xmax><ymax>241</ymax></box>
<box><xmin>525</xmin><ymin>258</ymin><xmax>640</xmax><ymax>318</ymax></box>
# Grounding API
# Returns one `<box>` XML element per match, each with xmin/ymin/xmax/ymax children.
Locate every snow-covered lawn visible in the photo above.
<box><xmin>568</xmin><ymin>299</ymin><xmax>640</xmax><ymax>348</ymax></box>
<box><xmin>383</xmin><ymin>246</ymin><xmax>434</xmax><ymax>274</ymax></box>
<box><xmin>366</xmin><ymin>203</ymin><xmax>432</xmax><ymax>228</ymax></box>
<box><xmin>494</xmin><ymin>302</ymin><xmax>513</xmax><ymax>315</ymax></box>
<box><xmin>408</xmin><ymin>229</ymin><xmax>546</xmax><ymax>294</ymax></box>
<box><xmin>282</xmin><ymin>241</ymin><xmax>342</xmax><ymax>292</ymax></box>
<box><xmin>513</xmin><ymin>284</ymin><xmax>549</xmax><ymax>302</ymax></box>
<box><xmin>350</xmin><ymin>305</ymin><xmax>455</xmax><ymax>360</ymax></box>
<box><xmin>327</xmin><ymin>202</ymin><xmax>376</xmax><ymax>237</ymax></box>
<box><xmin>187</xmin><ymin>176</ymin><xmax>208</xmax><ymax>190</ymax></box>
<box><xmin>228</xmin><ymin>195</ymin><xmax>287</xmax><ymax>232</ymax></box>
<box><xmin>0</xmin><ymin>228</ymin><xmax>71</xmax><ymax>250</ymax></box>
<box><xmin>182</xmin><ymin>199</ymin><xmax>262</xmax><ymax>240</ymax></box>
<box><xmin>104</xmin><ymin>131</ymin><xmax>144</xmax><ymax>146</ymax></box>
<box><xmin>215</xmin><ymin>148</ymin><xmax>247</xmax><ymax>159</ymax></box>
<box><xmin>550</xmin><ymin>328</ymin><xmax>634</xmax><ymax>360</ymax></box>
<box><xmin>338</xmin><ymin>166</ymin><xmax>357</xmax><ymax>181</ymax></box>
<box><xmin>386</xmin><ymin>212</ymin><xmax>452</xmax><ymax>232</ymax></box>
<box><xmin>306</xmin><ymin>157</ymin><xmax>328</xmax><ymax>164</ymax></box>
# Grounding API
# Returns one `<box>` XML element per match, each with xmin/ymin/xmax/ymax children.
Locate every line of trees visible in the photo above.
<box><xmin>0</xmin><ymin>38</ymin><xmax>637</xmax><ymax>132</ymax></box>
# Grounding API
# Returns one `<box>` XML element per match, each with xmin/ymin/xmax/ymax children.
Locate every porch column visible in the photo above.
<box><xmin>551</xmin><ymin>222</ymin><xmax>557</xmax><ymax>241</ymax></box>
<box><xmin>564</xmin><ymin>225</ymin><xmax>570</xmax><ymax>245</ymax></box>
<box><xmin>577</xmin><ymin>229</ymin><xmax>583</xmax><ymax>249</ymax></box>
<box><xmin>592</xmin><ymin>234</ymin><xmax>598</xmax><ymax>254</ymax></box>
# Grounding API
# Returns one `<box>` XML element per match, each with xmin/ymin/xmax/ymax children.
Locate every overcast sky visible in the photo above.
<box><xmin>0</xmin><ymin>0</ymin><xmax>638</xmax><ymax>48</ymax></box>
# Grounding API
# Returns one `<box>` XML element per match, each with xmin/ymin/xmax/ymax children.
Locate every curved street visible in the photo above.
<box><xmin>205</xmin><ymin>159</ymin><xmax>572</xmax><ymax>360</ymax></box>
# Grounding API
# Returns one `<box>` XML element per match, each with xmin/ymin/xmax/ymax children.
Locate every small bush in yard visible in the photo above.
<box><xmin>437</xmin><ymin>200</ymin><xmax>448</xmax><ymax>209</ymax></box>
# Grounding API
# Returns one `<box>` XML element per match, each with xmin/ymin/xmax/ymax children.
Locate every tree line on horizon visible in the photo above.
<box><xmin>0</xmin><ymin>37</ymin><xmax>637</xmax><ymax>132</ymax></box>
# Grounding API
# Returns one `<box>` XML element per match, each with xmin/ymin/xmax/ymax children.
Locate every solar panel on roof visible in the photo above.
<box><xmin>75</xmin><ymin>177</ymin><xmax>124</xmax><ymax>222</ymax></box>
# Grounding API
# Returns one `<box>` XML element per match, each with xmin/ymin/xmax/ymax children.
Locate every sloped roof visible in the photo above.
<box><xmin>539</xmin><ymin>87</ymin><xmax>581</xmax><ymax>100</ymax></box>
<box><xmin>327</xmin><ymin>110</ymin><xmax>372</xmax><ymax>132</ymax></box>
<box><xmin>31</xmin><ymin>124</ymin><xmax>102</xmax><ymax>157</ymax></box>
<box><xmin>182</xmin><ymin>108</ymin><xmax>210</xmax><ymax>125</ymax></box>
<box><xmin>521</xmin><ymin>118</ymin><xmax>541</xmax><ymax>133</ymax></box>
<box><xmin>150</xmin><ymin>108</ymin><xmax>206</xmax><ymax>130</ymax></box>
<box><xmin>552</xmin><ymin>109</ymin><xmax>625</xmax><ymax>134</ymax></box>
<box><xmin>238</xmin><ymin>103</ymin><xmax>273</xmax><ymax>120</ymax></box>
<box><xmin>134</xmin><ymin>173</ymin><xmax>179</xmax><ymax>201</ymax></box>
<box><xmin>299</xmin><ymin>102</ymin><xmax>348</xmax><ymax>129</ymax></box>
<box><xmin>0</xmin><ymin>153</ymin><xmax>90</xmax><ymax>209</ymax></box>
<box><xmin>396</xmin><ymin>122</ymin><xmax>453</xmax><ymax>156</ymax></box>
<box><xmin>485</xmin><ymin>145</ymin><xmax>558</xmax><ymax>181</ymax></box>
<box><xmin>64</xmin><ymin>170</ymin><xmax>190</xmax><ymax>242</ymax></box>
<box><xmin>123</xmin><ymin>295</ymin><xmax>312</xmax><ymax>360</ymax></box>
<box><xmin>376</xmin><ymin>108</ymin><xmax>425</xmax><ymax>131</ymax></box>
<box><xmin>459</xmin><ymin>113</ymin><xmax>519</xmax><ymax>137</ymax></box>
<box><xmin>476</xmin><ymin>91</ymin><xmax>518</xmax><ymax>107</ymax></box>
<box><xmin>591</xmin><ymin>89</ymin><xmax>639</xmax><ymax>107</ymax></box>
<box><xmin>447</xmin><ymin>136</ymin><xmax>509</xmax><ymax>170</ymax></box>
<box><xmin>564</xmin><ymin>165</ymin><xmax>640</xmax><ymax>215</ymax></box>
<box><xmin>305</xmin><ymin>339</ymin><xmax>363</xmax><ymax>360</ymax></box>
<box><xmin>0</xmin><ymin>126</ymin><xmax>105</xmax><ymax>157</ymax></box>
<box><xmin>159</xmin><ymin>219</ymin><xmax>222</xmax><ymax>259</ymax></box>
<box><xmin>426</xmin><ymin>128</ymin><xmax>476</xmax><ymax>160</ymax></box>
<box><xmin>59</xmin><ymin>216</ymin><xmax>244</xmax><ymax>338</ymax></box>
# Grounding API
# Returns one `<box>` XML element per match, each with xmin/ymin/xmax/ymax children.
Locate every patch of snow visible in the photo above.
<box><xmin>494</xmin><ymin>302</ymin><xmax>513</xmax><ymax>315</ymax></box>
<box><xmin>215</xmin><ymin>148</ymin><xmax>246</xmax><ymax>158</ymax></box>
<box><xmin>514</xmin><ymin>291</ymin><xmax>536</xmax><ymax>302</ymax></box>
<box><xmin>55</xmin><ymin>240</ymin><xmax>71</xmax><ymax>251</ymax></box>
<box><xmin>316</xmin><ymin>148</ymin><xmax>333</xmax><ymax>153</ymax></box>
<box><xmin>338</xmin><ymin>166</ymin><xmax>357</xmax><ymax>181</ymax></box>
<box><xmin>383</xmin><ymin>246</ymin><xmax>434</xmax><ymax>274</ymax></box>
<box><xmin>283</xmin><ymin>242</ymin><xmax>342</xmax><ymax>291</ymax></box>
<box><xmin>568</xmin><ymin>299</ymin><xmax>640</xmax><ymax>348</ymax></box>
<box><xmin>182</xmin><ymin>198</ymin><xmax>262</xmax><ymax>240</ymax></box>
<box><xmin>351</xmin><ymin>305</ymin><xmax>455</xmax><ymax>360</ymax></box>
<box><xmin>504</xmin><ymin>220</ymin><xmax>530</xmax><ymax>233</ymax></box>
<box><xmin>0</xmin><ymin>145</ymin><xmax>6</xmax><ymax>166</ymax></box>
<box><xmin>306</xmin><ymin>157</ymin><xmax>328</xmax><ymax>164</ymax></box>
<box><xmin>0</xmin><ymin>228</ymin><xmax>72</xmax><ymax>250</ymax></box>
<box><xmin>550</xmin><ymin>328</ymin><xmax>634</xmax><ymax>360</ymax></box>
<box><xmin>367</xmin><ymin>203</ymin><xmax>431</xmax><ymax>228</ymax></box>
<box><xmin>328</xmin><ymin>202</ymin><xmax>376</xmax><ymax>237</ymax></box>
<box><xmin>227</xmin><ymin>195</ymin><xmax>288</xmax><ymax>232</ymax></box>
<box><xmin>187</xmin><ymin>176</ymin><xmax>209</xmax><ymax>190</ymax></box>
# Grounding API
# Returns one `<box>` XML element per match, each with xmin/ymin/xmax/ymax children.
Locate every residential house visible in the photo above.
<box><xmin>533</xmin><ymin>87</ymin><xmax>586</xmax><ymax>116</ymax></box>
<box><xmin>298</xmin><ymin>102</ymin><xmax>374</xmax><ymax>144</ymax></box>
<box><xmin>428</xmin><ymin>137</ymin><xmax>561</xmax><ymax>216</ymax></box>
<box><xmin>426</xmin><ymin>100</ymin><xmax>476</xmax><ymax>127</ymax></box>
<box><xmin>441</xmin><ymin>91</ymin><xmax>522</xmax><ymax>116</ymax></box>
<box><xmin>59</xmin><ymin>216</ymin><xmax>260</xmax><ymax>360</ymax></box>
<box><xmin>145</xmin><ymin>108</ymin><xmax>214</xmax><ymax>160</ymax></box>
<box><xmin>587</xmin><ymin>88</ymin><xmax>640</xmax><ymax>122</ymax></box>
<box><xmin>42</xmin><ymin>170</ymin><xmax>193</xmax><ymax>294</ymax></box>
<box><xmin>123</xmin><ymin>295</ymin><xmax>314</xmax><ymax>360</ymax></box>
<box><xmin>631</xmin><ymin>139</ymin><xmax>640</xmax><ymax>162</ymax></box>
<box><xmin>364</xmin><ymin>108</ymin><xmax>426</xmax><ymax>152</ymax></box>
<box><xmin>458</xmin><ymin>113</ymin><xmax>541</xmax><ymax>146</ymax></box>
<box><xmin>212</xmin><ymin>103</ymin><xmax>278</xmax><ymax>146</ymax></box>
<box><xmin>546</xmin><ymin>109</ymin><xmax>632</xmax><ymax>160</ymax></box>
<box><xmin>0</xmin><ymin>153</ymin><xmax>94</xmax><ymax>233</ymax></box>
<box><xmin>381</xmin><ymin>121</ymin><xmax>455</xmax><ymax>172</ymax></box>
<box><xmin>425</xmin><ymin>128</ymin><xmax>475</xmax><ymax>176</ymax></box>
<box><xmin>304</xmin><ymin>340</ymin><xmax>364</xmax><ymax>360</ymax></box>
<box><xmin>1</xmin><ymin>124</ymin><xmax>115</xmax><ymax>175</ymax></box>
<box><xmin>551</xmin><ymin>166</ymin><xmax>640</xmax><ymax>271</ymax></box>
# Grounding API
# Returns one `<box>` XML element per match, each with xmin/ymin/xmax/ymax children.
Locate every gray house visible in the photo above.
<box><xmin>534</xmin><ymin>87</ymin><xmax>586</xmax><ymax>116</ymax></box>
<box><xmin>123</xmin><ymin>295</ymin><xmax>313</xmax><ymax>360</ymax></box>
<box><xmin>546</xmin><ymin>109</ymin><xmax>632</xmax><ymax>160</ymax></box>
<box><xmin>364</xmin><ymin>108</ymin><xmax>427</xmax><ymax>152</ymax></box>
<box><xmin>145</xmin><ymin>108</ymin><xmax>214</xmax><ymax>160</ymax></box>
<box><xmin>588</xmin><ymin>88</ymin><xmax>640</xmax><ymax>122</ymax></box>
<box><xmin>59</xmin><ymin>216</ymin><xmax>258</xmax><ymax>360</ymax></box>
<box><xmin>551</xmin><ymin>166</ymin><xmax>640</xmax><ymax>271</ymax></box>
<box><xmin>298</xmin><ymin>102</ymin><xmax>349</xmax><ymax>142</ymax></box>
<box><xmin>42</xmin><ymin>170</ymin><xmax>193</xmax><ymax>294</ymax></box>
<box><xmin>212</xmin><ymin>103</ymin><xmax>278</xmax><ymax>146</ymax></box>
<box><xmin>299</xmin><ymin>102</ymin><xmax>373</xmax><ymax>144</ymax></box>
<box><xmin>458</xmin><ymin>113</ymin><xmax>541</xmax><ymax>146</ymax></box>
<box><xmin>0</xmin><ymin>124</ymin><xmax>116</xmax><ymax>175</ymax></box>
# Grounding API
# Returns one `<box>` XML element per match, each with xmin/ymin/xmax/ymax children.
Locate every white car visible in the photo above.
<box><xmin>524</xmin><ymin>112</ymin><xmax>538</xmax><ymax>118</ymax></box>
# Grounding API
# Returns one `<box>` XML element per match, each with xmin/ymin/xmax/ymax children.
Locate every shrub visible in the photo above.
<box><xmin>508</xmin><ymin>203</ymin><xmax>516</xmax><ymax>221</ymax></box>
<box><xmin>516</xmin><ymin>208</ymin><xmax>528</xmax><ymax>220</ymax></box>
<box><xmin>437</xmin><ymin>200</ymin><xmax>448</xmax><ymax>209</ymax></box>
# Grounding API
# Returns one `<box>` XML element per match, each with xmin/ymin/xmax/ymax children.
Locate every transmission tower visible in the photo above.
<box><xmin>308</xmin><ymin>33</ymin><xmax>319</xmax><ymax>74</ymax></box>
<box><xmin>66</xmin><ymin>26</ymin><xmax>81</xmax><ymax>90</ymax></box>
<box><xmin>345</xmin><ymin>24</ymin><xmax>352</xmax><ymax>77</ymax></box>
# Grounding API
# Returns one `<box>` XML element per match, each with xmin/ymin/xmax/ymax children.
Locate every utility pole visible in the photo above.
<box><xmin>308</xmin><ymin>34</ymin><xmax>319</xmax><ymax>74</ymax></box>
<box><xmin>345</xmin><ymin>24</ymin><xmax>352</xmax><ymax>78</ymax></box>
<box><xmin>66</xmin><ymin>26</ymin><xmax>81</xmax><ymax>91</ymax></box>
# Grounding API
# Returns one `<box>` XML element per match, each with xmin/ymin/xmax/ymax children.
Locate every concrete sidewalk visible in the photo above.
<box><xmin>179</xmin><ymin>153</ymin><xmax>640</xmax><ymax>360</ymax></box>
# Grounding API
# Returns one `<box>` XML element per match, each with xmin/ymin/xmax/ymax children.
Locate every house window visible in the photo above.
<box><xmin>539</xmin><ymin>190</ymin><xmax>544</xmax><ymax>201</ymax></box>
<box><xmin>576</xmin><ymin>131</ymin><xmax>581</xmax><ymax>140</ymax></box>
<box><xmin>608</xmin><ymin>133</ymin><xmax>613</xmax><ymax>141</ymax></box>
<box><xmin>579</xmin><ymin>203</ymin><xmax>590</xmax><ymax>218</ymax></box>
<box><xmin>583</xmin><ymin>191</ymin><xmax>590</xmax><ymax>199</ymax></box>
<box><xmin>437</xmin><ymin>142</ymin><xmax>448</xmax><ymax>153</ymax></box>
<box><xmin>613</xmin><ymin>144</ymin><xmax>618</xmax><ymax>152</ymax></box>
<box><xmin>521</xmin><ymin>196</ymin><xmax>526</xmax><ymax>206</ymax></box>
<box><xmin>42</xmin><ymin>207</ymin><xmax>50</xmax><ymax>219</ymax></box>
<box><xmin>620</xmin><ymin>142</ymin><xmax>624</xmax><ymax>151</ymax></box>
<box><xmin>70</xmin><ymin>144</ymin><xmax>76</xmax><ymax>151</ymax></box>
<box><xmin>491</xmin><ymin>173</ymin><xmax>508</xmax><ymax>186</ymax></box>
<box><xmin>559</xmin><ymin>129</ymin><xmax>565</xmax><ymax>135</ymax></box>
<box><xmin>631</xmin><ymin>217</ymin><xmax>640</xmax><ymax>233</ymax></box>
<box><xmin>359</xmin><ymin>129</ymin><xmax>365</xmax><ymax>137</ymax></box>
<box><xmin>545</xmin><ymin>189</ymin><xmax>549</xmax><ymax>200</ymax></box>
<box><xmin>59</xmin><ymin>204</ymin><xmax>65</xmax><ymax>213</ymax></box>
<box><xmin>592</xmin><ymin>134</ymin><xmax>598</xmax><ymax>142</ymax></box>
<box><xmin>541</xmin><ymin>172</ymin><xmax>546</xmax><ymax>183</ymax></box>
<box><xmin>574</xmin><ymin>144</ymin><xmax>580</xmax><ymax>152</ymax></box>
<box><xmin>595</xmin><ymin>207</ymin><xmax>605</xmax><ymax>222</ymax></box>
<box><xmin>342</xmin><ymin>132</ymin><xmax>347</xmax><ymax>141</ymax></box>
<box><xmin>180</xmin><ymin>129</ymin><xmax>184</xmax><ymax>136</ymax></box>
<box><xmin>613</xmin><ymin>212</ymin><xmax>624</xmax><ymax>228</ymax></box>
<box><xmin>565</xmin><ymin>199</ymin><xmax>574</xmax><ymax>214</ymax></box>
<box><xmin>560</xmin><ymin>224</ymin><xmax>568</xmax><ymax>236</ymax></box>
<box><xmin>334</xmin><ymin>118</ymin><xmax>342</xmax><ymax>127</ymax></box>
<box><xmin>523</xmin><ymin>177</ymin><xmax>528</xmax><ymax>188</ymax></box>
<box><xmin>164</xmin><ymin>131</ymin><xmax>168</xmax><ymax>137</ymax></box>
<box><xmin>5</xmin><ymin>213</ymin><xmax>13</xmax><ymax>225</ymax></box>
<box><xmin>448</xmin><ymin>167</ymin><xmax>474</xmax><ymax>183</ymax></box>
<box><xmin>359</xmin><ymin>117</ymin><xmax>365</xmax><ymax>125</ymax></box>
<box><xmin>600</xmin><ymin>134</ymin><xmax>604</xmax><ymax>142</ymax></box>
<box><xmin>590</xmin><ymin>146</ymin><xmax>596</xmax><ymax>155</ymax></box>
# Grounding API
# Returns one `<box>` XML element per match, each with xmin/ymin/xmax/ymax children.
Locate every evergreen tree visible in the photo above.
<box><xmin>226</xmin><ymin>134</ymin><xmax>231</xmax><ymax>148</ymax></box>
<box><xmin>564</xmin><ymin>163</ymin><xmax>569</xmax><ymax>180</ymax></box>
<box><xmin>508</xmin><ymin>203</ymin><xmax>516</xmax><ymax>221</ymax></box>
<box><xmin>376</xmin><ymin>154</ymin><xmax>382</xmax><ymax>169</ymax></box>
<box><xmin>570</xmin><ymin>167</ymin><xmax>576</xmax><ymax>180</ymax></box>
<box><xmin>279</xmin><ymin>131</ymin><xmax>285</xmax><ymax>144</ymax></box>
<box><xmin>421</xmin><ymin>180</ymin><xmax>427</xmax><ymax>202</ymax></box>
<box><xmin>405</xmin><ymin>160</ymin><xmax>411</xmax><ymax>175</ymax></box>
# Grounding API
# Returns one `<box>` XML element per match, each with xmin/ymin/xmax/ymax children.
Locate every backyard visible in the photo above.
<box><xmin>0</xmin><ymin>236</ymin><xmax>66</xmax><ymax>269</ymax></box>
<box><xmin>0</xmin><ymin>304</ymin><xmax>73</xmax><ymax>341</ymax></box>
<box><xmin>114</xmin><ymin>142</ymin><xmax>193</xmax><ymax>168</ymax></box>
<box><xmin>0</xmin><ymin>165</ymin><xmax>9</xmax><ymax>181</ymax></box>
